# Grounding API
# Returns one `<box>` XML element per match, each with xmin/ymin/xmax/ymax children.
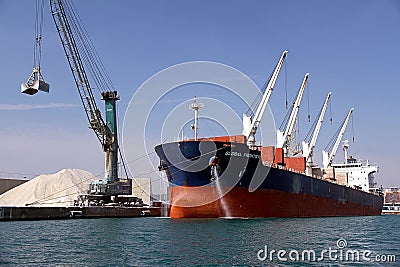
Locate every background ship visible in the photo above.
<box><xmin>382</xmin><ymin>187</ymin><xmax>400</xmax><ymax>214</ymax></box>
<box><xmin>155</xmin><ymin>51</ymin><xmax>383</xmax><ymax>218</ymax></box>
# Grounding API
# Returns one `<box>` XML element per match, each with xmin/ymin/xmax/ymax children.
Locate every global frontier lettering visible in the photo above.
<box><xmin>225</xmin><ymin>151</ymin><xmax>260</xmax><ymax>159</ymax></box>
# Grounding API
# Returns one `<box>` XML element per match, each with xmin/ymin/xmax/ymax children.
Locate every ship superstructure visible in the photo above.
<box><xmin>330</xmin><ymin>140</ymin><xmax>378</xmax><ymax>192</ymax></box>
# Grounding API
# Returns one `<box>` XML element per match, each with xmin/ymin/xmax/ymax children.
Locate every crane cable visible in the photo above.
<box><xmin>307</xmin><ymin>79</ymin><xmax>311</xmax><ymax>123</ymax></box>
<box><xmin>62</xmin><ymin>0</ymin><xmax>115</xmax><ymax>94</ymax></box>
<box><xmin>329</xmin><ymin>97</ymin><xmax>333</xmax><ymax>125</ymax></box>
<box><xmin>324</xmin><ymin>114</ymin><xmax>348</xmax><ymax>154</ymax></box>
<box><xmin>352</xmin><ymin>113</ymin><xmax>355</xmax><ymax>143</ymax></box>
<box><xmin>284</xmin><ymin>60</ymin><xmax>288</xmax><ymax>110</ymax></box>
<box><xmin>64</xmin><ymin>0</ymin><xmax>105</xmax><ymax>94</ymax></box>
<box><xmin>279</xmin><ymin>97</ymin><xmax>294</xmax><ymax>131</ymax></box>
<box><xmin>245</xmin><ymin>58</ymin><xmax>277</xmax><ymax>118</ymax></box>
<box><xmin>33</xmin><ymin>0</ymin><xmax>44</xmax><ymax>69</ymax></box>
<box><xmin>304</xmin><ymin>99</ymin><xmax>324</xmax><ymax>143</ymax></box>
<box><xmin>295</xmin><ymin>115</ymin><xmax>300</xmax><ymax>152</ymax></box>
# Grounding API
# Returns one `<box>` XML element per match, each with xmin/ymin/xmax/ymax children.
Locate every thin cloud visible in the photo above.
<box><xmin>157</xmin><ymin>94</ymin><xmax>226</xmax><ymax>105</ymax></box>
<box><xmin>0</xmin><ymin>103</ymin><xmax>79</xmax><ymax>111</ymax></box>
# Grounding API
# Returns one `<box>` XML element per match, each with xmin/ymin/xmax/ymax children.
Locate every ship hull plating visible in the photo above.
<box><xmin>155</xmin><ymin>141</ymin><xmax>383</xmax><ymax>218</ymax></box>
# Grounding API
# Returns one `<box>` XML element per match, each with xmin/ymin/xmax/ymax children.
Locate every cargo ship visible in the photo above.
<box><xmin>155</xmin><ymin>51</ymin><xmax>383</xmax><ymax>218</ymax></box>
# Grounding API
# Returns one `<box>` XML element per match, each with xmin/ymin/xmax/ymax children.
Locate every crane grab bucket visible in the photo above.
<box><xmin>21</xmin><ymin>68</ymin><xmax>50</xmax><ymax>95</ymax></box>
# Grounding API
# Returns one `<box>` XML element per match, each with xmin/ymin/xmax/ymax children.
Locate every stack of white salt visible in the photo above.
<box><xmin>0</xmin><ymin>169</ymin><xmax>96</xmax><ymax>207</ymax></box>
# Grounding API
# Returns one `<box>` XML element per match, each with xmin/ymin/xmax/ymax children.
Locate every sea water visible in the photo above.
<box><xmin>0</xmin><ymin>216</ymin><xmax>399</xmax><ymax>266</ymax></box>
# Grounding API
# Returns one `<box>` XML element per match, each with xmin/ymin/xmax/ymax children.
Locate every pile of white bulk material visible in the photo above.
<box><xmin>0</xmin><ymin>169</ymin><xmax>96</xmax><ymax>207</ymax></box>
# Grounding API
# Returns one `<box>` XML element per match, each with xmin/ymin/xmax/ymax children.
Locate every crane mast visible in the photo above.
<box><xmin>50</xmin><ymin>0</ymin><xmax>124</xmax><ymax>195</ymax></box>
<box><xmin>276</xmin><ymin>73</ymin><xmax>309</xmax><ymax>156</ymax></box>
<box><xmin>322</xmin><ymin>108</ymin><xmax>354</xmax><ymax>168</ymax></box>
<box><xmin>302</xmin><ymin>92</ymin><xmax>331</xmax><ymax>176</ymax></box>
<box><xmin>243</xmin><ymin>50</ymin><xmax>288</xmax><ymax>147</ymax></box>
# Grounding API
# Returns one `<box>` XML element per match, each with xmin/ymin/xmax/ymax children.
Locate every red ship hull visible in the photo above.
<box><xmin>169</xmin><ymin>186</ymin><xmax>383</xmax><ymax>218</ymax></box>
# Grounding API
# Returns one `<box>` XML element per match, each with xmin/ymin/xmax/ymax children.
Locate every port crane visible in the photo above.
<box><xmin>21</xmin><ymin>0</ymin><xmax>50</xmax><ymax>95</ymax></box>
<box><xmin>49</xmin><ymin>0</ymin><xmax>131</xmax><ymax>198</ymax></box>
<box><xmin>302</xmin><ymin>92</ymin><xmax>331</xmax><ymax>176</ymax></box>
<box><xmin>322</xmin><ymin>108</ymin><xmax>354</xmax><ymax>168</ymax></box>
<box><xmin>276</xmin><ymin>73</ymin><xmax>309</xmax><ymax>156</ymax></box>
<box><xmin>242</xmin><ymin>50</ymin><xmax>288</xmax><ymax>147</ymax></box>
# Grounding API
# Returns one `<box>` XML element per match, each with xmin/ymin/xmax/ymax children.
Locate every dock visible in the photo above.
<box><xmin>0</xmin><ymin>206</ymin><xmax>162</xmax><ymax>221</ymax></box>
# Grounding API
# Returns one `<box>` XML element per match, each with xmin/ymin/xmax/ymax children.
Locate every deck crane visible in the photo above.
<box><xmin>322</xmin><ymin>108</ymin><xmax>354</xmax><ymax>168</ymax></box>
<box><xmin>21</xmin><ymin>0</ymin><xmax>50</xmax><ymax>95</ymax></box>
<box><xmin>242</xmin><ymin>50</ymin><xmax>288</xmax><ymax>147</ymax></box>
<box><xmin>276</xmin><ymin>73</ymin><xmax>309</xmax><ymax>156</ymax></box>
<box><xmin>49</xmin><ymin>0</ymin><xmax>131</xmax><ymax>197</ymax></box>
<box><xmin>302</xmin><ymin>92</ymin><xmax>331</xmax><ymax>176</ymax></box>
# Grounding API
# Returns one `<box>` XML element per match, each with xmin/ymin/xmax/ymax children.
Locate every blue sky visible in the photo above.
<box><xmin>0</xmin><ymin>0</ymin><xmax>399</xmax><ymax>187</ymax></box>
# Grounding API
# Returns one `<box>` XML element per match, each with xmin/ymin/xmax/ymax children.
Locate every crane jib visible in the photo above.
<box><xmin>50</xmin><ymin>0</ymin><xmax>130</xmax><ymax>196</ymax></box>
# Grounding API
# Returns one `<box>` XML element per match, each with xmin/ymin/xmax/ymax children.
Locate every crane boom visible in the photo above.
<box><xmin>322</xmin><ymin>108</ymin><xmax>354</xmax><ymax>168</ymax></box>
<box><xmin>276</xmin><ymin>73</ymin><xmax>309</xmax><ymax>153</ymax></box>
<box><xmin>302</xmin><ymin>92</ymin><xmax>331</xmax><ymax>160</ymax></box>
<box><xmin>302</xmin><ymin>92</ymin><xmax>331</xmax><ymax>176</ymax></box>
<box><xmin>50</xmin><ymin>0</ymin><xmax>121</xmax><ymax>193</ymax></box>
<box><xmin>50</xmin><ymin>0</ymin><xmax>109</xmax><ymax>145</ymax></box>
<box><xmin>243</xmin><ymin>50</ymin><xmax>288</xmax><ymax>146</ymax></box>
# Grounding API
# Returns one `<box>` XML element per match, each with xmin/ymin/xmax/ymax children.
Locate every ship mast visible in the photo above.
<box><xmin>343</xmin><ymin>139</ymin><xmax>350</xmax><ymax>163</ymax></box>
<box><xmin>189</xmin><ymin>96</ymin><xmax>204</xmax><ymax>141</ymax></box>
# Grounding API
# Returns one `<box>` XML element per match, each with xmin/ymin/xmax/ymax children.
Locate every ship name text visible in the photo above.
<box><xmin>225</xmin><ymin>151</ymin><xmax>260</xmax><ymax>159</ymax></box>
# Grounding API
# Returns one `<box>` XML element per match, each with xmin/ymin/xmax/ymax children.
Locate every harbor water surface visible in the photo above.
<box><xmin>1</xmin><ymin>216</ymin><xmax>399</xmax><ymax>266</ymax></box>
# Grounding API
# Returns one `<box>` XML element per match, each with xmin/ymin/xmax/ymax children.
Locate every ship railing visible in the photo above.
<box><xmin>173</xmin><ymin>137</ymin><xmax>190</xmax><ymax>142</ymax></box>
<box><xmin>284</xmin><ymin>167</ymin><xmax>306</xmax><ymax>175</ymax></box>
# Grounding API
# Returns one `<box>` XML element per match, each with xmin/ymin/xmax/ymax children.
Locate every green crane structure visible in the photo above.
<box><xmin>49</xmin><ymin>0</ymin><xmax>131</xmax><ymax>198</ymax></box>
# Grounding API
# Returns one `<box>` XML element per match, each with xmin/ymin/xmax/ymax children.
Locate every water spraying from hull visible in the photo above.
<box><xmin>211</xmin><ymin>166</ymin><xmax>232</xmax><ymax>218</ymax></box>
